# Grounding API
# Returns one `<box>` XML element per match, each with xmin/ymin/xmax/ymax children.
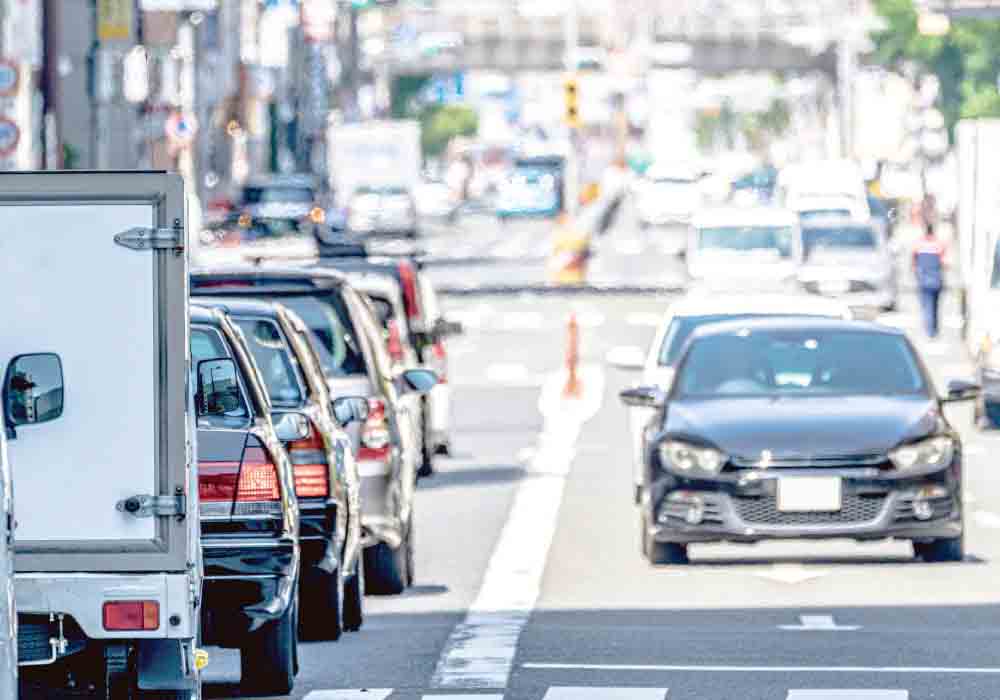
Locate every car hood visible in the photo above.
<box><xmin>664</xmin><ymin>395</ymin><xmax>941</xmax><ymax>460</ymax></box>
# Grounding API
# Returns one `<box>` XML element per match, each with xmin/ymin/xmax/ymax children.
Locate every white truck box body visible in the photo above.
<box><xmin>329</xmin><ymin>120</ymin><xmax>422</xmax><ymax>207</ymax></box>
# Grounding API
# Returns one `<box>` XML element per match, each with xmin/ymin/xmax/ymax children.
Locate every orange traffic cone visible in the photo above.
<box><xmin>563</xmin><ymin>313</ymin><xmax>582</xmax><ymax>398</ymax></box>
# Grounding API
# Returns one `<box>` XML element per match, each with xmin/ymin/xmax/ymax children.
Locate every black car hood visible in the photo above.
<box><xmin>664</xmin><ymin>395</ymin><xmax>940</xmax><ymax>459</ymax></box>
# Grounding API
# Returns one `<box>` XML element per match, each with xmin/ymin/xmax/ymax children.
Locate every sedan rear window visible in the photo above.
<box><xmin>803</xmin><ymin>225</ymin><xmax>877</xmax><ymax>258</ymax></box>
<box><xmin>280</xmin><ymin>295</ymin><xmax>367</xmax><ymax>377</ymax></box>
<box><xmin>675</xmin><ymin>329</ymin><xmax>927</xmax><ymax>399</ymax></box>
<box><xmin>660</xmin><ymin>313</ymin><xmax>823</xmax><ymax>366</ymax></box>
<box><xmin>233</xmin><ymin>318</ymin><xmax>304</xmax><ymax>407</ymax></box>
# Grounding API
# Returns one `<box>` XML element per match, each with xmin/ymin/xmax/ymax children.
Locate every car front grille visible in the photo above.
<box><xmin>733</xmin><ymin>493</ymin><xmax>886</xmax><ymax>525</ymax></box>
<box><xmin>803</xmin><ymin>280</ymin><xmax>879</xmax><ymax>294</ymax></box>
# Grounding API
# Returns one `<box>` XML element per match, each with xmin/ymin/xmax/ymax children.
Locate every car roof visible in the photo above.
<box><xmin>192</xmin><ymin>296</ymin><xmax>282</xmax><ymax>320</ymax></box>
<box><xmin>666</xmin><ymin>293</ymin><xmax>851</xmax><ymax>319</ymax></box>
<box><xmin>689</xmin><ymin>317</ymin><xmax>902</xmax><ymax>340</ymax></box>
<box><xmin>191</xmin><ymin>264</ymin><xmax>347</xmax><ymax>290</ymax></box>
<box><xmin>692</xmin><ymin>206</ymin><xmax>798</xmax><ymax>228</ymax></box>
<box><xmin>190</xmin><ymin>304</ymin><xmax>220</xmax><ymax>325</ymax></box>
<box><xmin>343</xmin><ymin>270</ymin><xmax>402</xmax><ymax>298</ymax></box>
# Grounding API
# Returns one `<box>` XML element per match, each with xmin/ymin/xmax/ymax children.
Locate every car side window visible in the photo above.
<box><xmin>233</xmin><ymin>318</ymin><xmax>305</xmax><ymax>408</ymax></box>
<box><xmin>190</xmin><ymin>326</ymin><xmax>250</xmax><ymax>422</ymax></box>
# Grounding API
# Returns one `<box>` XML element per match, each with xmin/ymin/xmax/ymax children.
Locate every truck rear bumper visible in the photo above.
<box><xmin>15</xmin><ymin>572</ymin><xmax>196</xmax><ymax>642</ymax></box>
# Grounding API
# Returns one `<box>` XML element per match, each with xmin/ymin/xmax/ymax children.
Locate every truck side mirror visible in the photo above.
<box><xmin>332</xmin><ymin>396</ymin><xmax>369</xmax><ymax>426</ymax></box>
<box><xmin>196</xmin><ymin>358</ymin><xmax>242</xmax><ymax>416</ymax></box>
<box><xmin>3</xmin><ymin>353</ymin><xmax>64</xmax><ymax>439</ymax></box>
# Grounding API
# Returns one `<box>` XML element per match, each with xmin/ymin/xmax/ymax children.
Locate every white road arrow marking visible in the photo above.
<box><xmin>779</xmin><ymin>614</ymin><xmax>861</xmax><ymax>631</ymax></box>
<box><xmin>753</xmin><ymin>564</ymin><xmax>829</xmax><ymax>585</ymax></box>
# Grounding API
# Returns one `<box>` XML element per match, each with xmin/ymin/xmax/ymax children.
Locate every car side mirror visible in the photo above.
<box><xmin>273</xmin><ymin>411</ymin><xmax>311</xmax><ymax>442</ymax></box>
<box><xmin>332</xmin><ymin>396</ymin><xmax>369</xmax><ymax>426</ymax></box>
<box><xmin>399</xmin><ymin>368</ymin><xmax>438</xmax><ymax>395</ymax></box>
<box><xmin>3</xmin><ymin>353</ymin><xmax>64</xmax><ymax>440</ymax></box>
<box><xmin>944</xmin><ymin>378</ymin><xmax>981</xmax><ymax>403</ymax></box>
<box><xmin>619</xmin><ymin>386</ymin><xmax>666</xmax><ymax>409</ymax></box>
<box><xmin>196</xmin><ymin>358</ymin><xmax>242</xmax><ymax>417</ymax></box>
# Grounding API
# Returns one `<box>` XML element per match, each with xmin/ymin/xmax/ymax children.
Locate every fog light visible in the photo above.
<box><xmin>913</xmin><ymin>499</ymin><xmax>934</xmax><ymax>521</ymax></box>
<box><xmin>685</xmin><ymin>498</ymin><xmax>705</xmax><ymax>525</ymax></box>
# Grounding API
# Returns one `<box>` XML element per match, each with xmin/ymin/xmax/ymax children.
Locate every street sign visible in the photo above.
<box><xmin>0</xmin><ymin>61</ymin><xmax>19</xmax><ymax>98</ymax></box>
<box><xmin>97</xmin><ymin>0</ymin><xmax>133</xmax><ymax>42</ymax></box>
<box><xmin>0</xmin><ymin>119</ymin><xmax>21</xmax><ymax>159</ymax></box>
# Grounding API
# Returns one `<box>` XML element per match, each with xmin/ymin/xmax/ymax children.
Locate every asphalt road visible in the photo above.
<box><xmin>206</xmin><ymin>206</ymin><xmax>1000</xmax><ymax>700</ymax></box>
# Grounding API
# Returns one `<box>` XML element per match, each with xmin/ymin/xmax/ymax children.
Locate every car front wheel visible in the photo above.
<box><xmin>915</xmin><ymin>535</ymin><xmax>964</xmax><ymax>563</ymax></box>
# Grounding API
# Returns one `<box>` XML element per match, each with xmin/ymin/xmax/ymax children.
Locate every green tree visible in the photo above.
<box><xmin>420</xmin><ymin>104</ymin><xmax>478</xmax><ymax>158</ymax></box>
<box><xmin>870</xmin><ymin>0</ymin><xmax>1000</xmax><ymax>132</ymax></box>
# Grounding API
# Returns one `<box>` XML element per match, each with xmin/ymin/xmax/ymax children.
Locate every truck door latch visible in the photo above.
<box><xmin>114</xmin><ymin>226</ymin><xmax>184</xmax><ymax>252</ymax></box>
<box><xmin>116</xmin><ymin>494</ymin><xmax>186</xmax><ymax>519</ymax></box>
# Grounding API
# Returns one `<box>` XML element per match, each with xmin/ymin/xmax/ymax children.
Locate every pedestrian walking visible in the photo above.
<box><xmin>913</xmin><ymin>223</ymin><xmax>946</xmax><ymax>338</ymax></box>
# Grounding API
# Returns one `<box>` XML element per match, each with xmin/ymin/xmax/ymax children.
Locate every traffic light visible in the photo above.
<box><xmin>564</xmin><ymin>74</ymin><xmax>580</xmax><ymax>129</ymax></box>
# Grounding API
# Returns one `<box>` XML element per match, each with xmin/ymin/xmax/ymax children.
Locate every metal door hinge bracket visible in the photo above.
<box><xmin>116</xmin><ymin>493</ymin><xmax>186</xmax><ymax>519</ymax></box>
<box><xmin>114</xmin><ymin>226</ymin><xmax>184</xmax><ymax>252</ymax></box>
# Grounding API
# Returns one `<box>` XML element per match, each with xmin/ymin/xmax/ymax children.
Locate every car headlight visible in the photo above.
<box><xmin>888</xmin><ymin>436</ymin><xmax>954</xmax><ymax>471</ymax></box>
<box><xmin>658</xmin><ymin>440</ymin><xmax>727</xmax><ymax>475</ymax></box>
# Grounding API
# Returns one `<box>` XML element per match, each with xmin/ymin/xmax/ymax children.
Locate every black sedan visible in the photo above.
<box><xmin>621</xmin><ymin>318</ymin><xmax>979</xmax><ymax>566</ymax></box>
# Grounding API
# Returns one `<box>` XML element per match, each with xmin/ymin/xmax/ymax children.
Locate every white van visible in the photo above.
<box><xmin>0</xmin><ymin>172</ymin><xmax>201</xmax><ymax>697</ymax></box>
<box><xmin>776</xmin><ymin>160</ymin><xmax>871</xmax><ymax>221</ymax></box>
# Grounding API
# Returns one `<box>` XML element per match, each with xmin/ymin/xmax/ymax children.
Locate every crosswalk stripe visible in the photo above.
<box><xmin>543</xmin><ymin>688</ymin><xmax>669</xmax><ymax>699</ymax></box>
<box><xmin>303</xmin><ymin>690</ymin><xmax>394</xmax><ymax>700</ymax></box>
<box><xmin>787</xmin><ymin>692</ymin><xmax>908</xmax><ymax>699</ymax></box>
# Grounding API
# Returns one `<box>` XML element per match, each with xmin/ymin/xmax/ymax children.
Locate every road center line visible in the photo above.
<box><xmin>431</xmin><ymin>367</ymin><xmax>604</xmax><ymax>689</ymax></box>
<box><xmin>522</xmin><ymin>663</ymin><xmax>1000</xmax><ymax>674</ymax></box>
<box><xmin>778</xmin><ymin>614</ymin><xmax>861</xmax><ymax>631</ymax></box>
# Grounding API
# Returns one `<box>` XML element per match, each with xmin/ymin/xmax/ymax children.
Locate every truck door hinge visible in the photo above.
<box><xmin>116</xmin><ymin>493</ymin><xmax>186</xmax><ymax>519</ymax></box>
<box><xmin>114</xmin><ymin>226</ymin><xmax>184</xmax><ymax>252</ymax></box>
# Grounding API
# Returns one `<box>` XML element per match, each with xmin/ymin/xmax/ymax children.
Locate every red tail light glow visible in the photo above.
<box><xmin>199</xmin><ymin>461</ymin><xmax>241</xmax><ymax>502</ymax></box>
<box><xmin>431</xmin><ymin>340</ymin><xmax>448</xmax><ymax>384</ymax></box>
<box><xmin>236</xmin><ymin>447</ymin><xmax>281</xmax><ymax>502</ymax></box>
<box><xmin>359</xmin><ymin>397</ymin><xmax>391</xmax><ymax>462</ymax></box>
<box><xmin>288</xmin><ymin>424</ymin><xmax>329</xmax><ymax>498</ymax></box>
<box><xmin>103</xmin><ymin>601</ymin><xmax>159</xmax><ymax>631</ymax></box>
<box><xmin>397</xmin><ymin>261</ymin><xmax>421</xmax><ymax>320</ymax></box>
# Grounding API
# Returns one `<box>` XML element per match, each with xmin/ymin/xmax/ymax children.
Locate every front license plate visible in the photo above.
<box><xmin>819</xmin><ymin>280</ymin><xmax>850</xmax><ymax>295</ymax></box>
<box><xmin>777</xmin><ymin>477</ymin><xmax>842</xmax><ymax>512</ymax></box>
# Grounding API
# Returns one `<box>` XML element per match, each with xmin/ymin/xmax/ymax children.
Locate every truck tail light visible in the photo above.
<box><xmin>288</xmin><ymin>424</ymin><xmax>329</xmax><ymax>498</ymax></box>
<box><xmin>234</xmin><ymin>445</ymin><xmax>282</xmax><ymax>516</ymax></box>
<box><xmin>103</xmin><ymin>601</ymin><xmax>159</xmax><ymax>631</ymax></box>
<box><xmin>359</xmin><ymin>397</ymin><xmax>391</xmax><ymax>462</ymax></box>
<box><xmin>397</xmin><ymin>261</ymin><xmax>421</xmax><ymax>320</ymax></box>
<box><xmin>386</xmin><ymin>319</ymin><xmax>405</xmax><ymax>363</ymax></box>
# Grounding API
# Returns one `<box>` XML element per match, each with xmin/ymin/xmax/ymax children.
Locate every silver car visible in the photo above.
<box><xmin>797</xmin><ymin>218</ymin><xmax>899</xmax><ymax>312</ymax></box>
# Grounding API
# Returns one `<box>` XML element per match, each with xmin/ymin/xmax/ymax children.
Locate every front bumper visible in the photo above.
<box><xmin>799</xmin><ymin>281</ymin><xmax>897</xmax><ymax>310</ymax></box>
<box><xmin>201</xmin><ymin>536</ymin><xmax>298</xmax><ymax>645</ymax></box>
<box><xmin>647</xmin><ymin>471</ymin><xmax>961</xmax><ymax>545</ymax></box>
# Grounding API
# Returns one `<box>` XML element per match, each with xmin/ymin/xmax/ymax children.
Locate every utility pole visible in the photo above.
<box><xmin>563</xmin><ymin>0</ymin><xmax>579</xmax><ymax>215</ymax></box>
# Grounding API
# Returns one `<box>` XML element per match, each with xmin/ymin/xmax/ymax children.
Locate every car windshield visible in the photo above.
<box><xmin>697</xmin><ymin>225</ymin><xmax>794</xmax><ymax>257</ymax></box>
<box><xmin>675</xmin><ymin>329</ymin><xmax>928</xmax><ymax>399</ymax></box>
<box><xmin>243</xmin><ymin>186</ymin><xmax>313</xmax><ymax>204</ymax></box>
<box><xmin>233</xmin><ymin>318</ymin><xmax>304</xmax><ymax>407</ymax></box>
<box><xmin>279</xmin><ymin>295</ymin><xmax>367</xmax><ymax>377</ymax></box>
<box><xmin>803</xmin><ymin>225</ymin><xmax>877</xmax><ymax>257</ymax></box>
<box><xmin>659</xmin><ymin>313</ymin><xmax>835</xmax><ymax>365</ymax></box>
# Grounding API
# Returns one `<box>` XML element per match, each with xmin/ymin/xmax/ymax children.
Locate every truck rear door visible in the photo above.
<box><xmin>0</xmin><ymin>172</ymin><xmax>190</xmax><ymax>573</ymax></box>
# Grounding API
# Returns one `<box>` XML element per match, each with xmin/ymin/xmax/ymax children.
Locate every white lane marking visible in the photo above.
<box><xmin>625</xmin><ymin>311</ymin><xmax>663</xmax><ymax>327</ymax></box>
<box><xmin>778</xmin><ymin>615</ymin><xmax>861</xmax><ymax>631</ymax></box>
<box><xmin>481</xmin><ymin>363</ymin><xmax>547</xmax><ymax>388</ymax></box>
<box><xmin>606</xmin><ymin>345</ymin><xmax>646</xmax><ymax>369</ymax></box>
<box><xmin>753</xmin><ymin>564</ymin><xmax>829</xmax><ymax>585</ymax></box>
<box><xmin>523</xmin><ymin>663</ymin><xmax>1000</xmax><ymax>674</ymax></box>
<box><xmin>973</xmin><ymin>510</ymin><xmax>1000</xmax><ymax>529</ymax></box>
<box><xmin>573</xmin><ymin>309</ymin><xmax>606</xmax><ymax>328</ymax></box>
<box><xmin>543</xmin><ymin>688</ymin><xmax>668</xmax><ymax>700</ymax></box>
<box><xmin>424</xmin><ymin>696</ymin><xmax>504</xmax><ymax>700</ymax></box>
<box><xmin>788</xmin><ymin>692</ymin><xmax>907</xmax><ymax>700</ymax></box>
<box><xmin>431</xmin><ymin>368</ymin><xmax>605</xmax><ymax>689</ymax></box>
<box><xmin>303</xmin><ymin>691</ymin><xmax>394</xmax><ymax>700</ymax></box>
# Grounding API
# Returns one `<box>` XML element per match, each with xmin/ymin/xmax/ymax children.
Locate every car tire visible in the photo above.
<box><xmin>364</xmin><ymin>540</ymin><xmax>409</xmax><ymax>595</ymax></box>
<box><xmin>299</xmin><ymin>567</ymin><xmax>344</xmax><ymax>642</ymax></box>
<box><xmin>343</xmin><ymin>562</ymin><xmax>365</xmax><ymax>631</ymax></box>
<box><xmin>641</xmin><ymin>516</ymin><xmax>688</xmax><ymax>565</ymax></box>
<box><xmin>240</xmin><ymin>598</ymin><xmax>297</xmax><ymax>696</ymax></box>
<box><xmin>916</xmin><ymin>536</ymin><xmax>964</xmax><ymax>563</ymax></box>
